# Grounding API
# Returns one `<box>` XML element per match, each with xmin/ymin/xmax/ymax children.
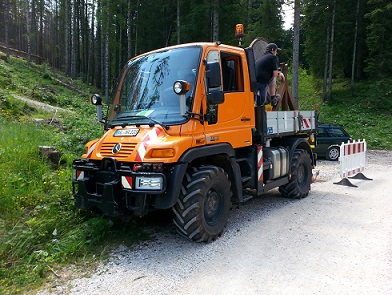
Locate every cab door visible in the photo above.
<box><xmin>203</xmin><ymin>49</ymin><xmax>253</xmax><ymax>148</ymax></box>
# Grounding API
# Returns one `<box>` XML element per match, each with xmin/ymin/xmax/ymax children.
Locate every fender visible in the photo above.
<box><xmin>182</xmin><ymin>143</ymin><xmax>244</xmax><ymax>202</ymax></box>
<box><xmin>180</xmin><ymin>143</ymin><xmax>235</xmax><ymax>162</ymax></box>
<box><xmin>278</xmin><ymin>137</ymin><xmax>316</xmax><ymax>166</ymax></box>
<box><xmin>135</xmin><ymin>144</ymin><xmax>245</xmax><ymax>210</ymax></box>
<box><xmin>326</xmin><ymin>144</ymin><xmax>340</xmax><ymax>151</ymax></box>
<box><xmin>155</xmin><ymin>143</ymin><xmax>243</xmax><ymax>209</ymax></box>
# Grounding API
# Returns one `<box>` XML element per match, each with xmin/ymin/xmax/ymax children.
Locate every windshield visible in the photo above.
<box><xmin>108</xmin><ymin>46</ymin><xmax>201</xmax><ymax>127</ymax></box>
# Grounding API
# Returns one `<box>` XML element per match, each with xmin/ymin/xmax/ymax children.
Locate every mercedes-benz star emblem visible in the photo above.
<box><xmin>112</xmin><ymin>143</ymin><xmax>121</xmax><ymax>154</ymax></box>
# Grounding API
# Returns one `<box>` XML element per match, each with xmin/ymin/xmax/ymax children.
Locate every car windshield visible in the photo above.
<box><xmin>108</xmin><ymin>46</ymin><xmax>201</xmax><ymax>127</ymax></box>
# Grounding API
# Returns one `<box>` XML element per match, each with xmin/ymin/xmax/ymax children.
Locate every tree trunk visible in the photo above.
<box><xmin>322</xmin><ymin>27</ymin><xmax>330</xmax><ymax>102</ymax></box>
<box><xmin>71</xmin><ymin>0</ymin><xmax>78</xmax><ymax>78</ymax></box>
<box><xmin>4</xmin><ymin>0</ymin><xmax>10</xmax><ymax>57</ymax></box>
<box><xmin>104</xmin><ymin>28</ymin><xmax>109</xmax><ymax>102</ymax></box>
<box><xmin>103</xmin><ymin>1</ymin><xmax>109</xmax><ymax>102</ymax></box>
<box><xmin>39</xmin><ymin>0</ymin><xmax>44</xmax><ymax>57</ymax></box>
<box><xmin>134</xmin><ymin>0</ymin><xmax>139</xmax><ymax>56</ymax></box>
<box><xmin>291</xmin><ymin>0</ymin><xmax>300</xmax><ymax>109</ymax></box>
<box><xmin>31</xmin><ymin>0</ymin><xmax>36</xmax><ymax>54</ymax></box>
<box><xmin>127</xmin><ymin>0</ymin><xmax>132</xmax><ymax>58</ymax></box>
<box><xmin>177</xmin><ymin>0</ymin><xmax>180</xmax><ymax>44</ymax></box>
<box><xmin>54</xmin><ymin>0</ymin><xmax>60</xmax><ymax>68</ymax></box>
<box><xmin>327</xmin><ymin>2</ymin><xmax>336</xmax><ymax>101</ymax></box>
<box><xmin>212</xmin><ymin>0</ymin><xmax>219</xmax><ymax>41</ymax></box>
<box><xmin>25</xmin><ymin>0</ymin><xmax>32</xmax><ymax>62</ymax></box>
<box><xmin>118</xmin><ymin>22</ymin><xmax>122</xmax><ymax>72</ymax></box>
<box><xmin>80</xmin><ymin>0</ymin><xmax>87</xmax><ymax>80</ymax></box>
<box><xmin>351</xmin><ymin>0</ymin><xmax>360</xmax><ymax>94</ymax></box>
<box><xmin>64</xmin><ymin>0</ymin><xmax>71</xmax><ymax>74</ymax></box>
<box><xmin>247</xmin><ymin>0</ymin><xmax>252</xmax><ymax>27</ymax></box>
<box><xmin>88</xmin><ymin>1</ymin><xmax>95</xmax><ymax>85</ymax></box>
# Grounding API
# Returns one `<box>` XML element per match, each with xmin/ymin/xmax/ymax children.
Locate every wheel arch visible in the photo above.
<box><xmin>276</xmin><ymin>137</ymin><xmax>316</xmax><ymax>166</ymax></box>
<box><xmin>179</xmin><ymin>143</ymin><xmax>243</xmax><ymax>203</ymax></box>
<box><xmin>326</xmin><ymin>145</ymin><xmax>340</xmax><ymax>160</ymax></box>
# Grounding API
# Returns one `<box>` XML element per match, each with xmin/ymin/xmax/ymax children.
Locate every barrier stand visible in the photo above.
<box><xmin>334</xmin><ymin>139</ymin><xmax>372</xmax><ymax>187</ymax></box>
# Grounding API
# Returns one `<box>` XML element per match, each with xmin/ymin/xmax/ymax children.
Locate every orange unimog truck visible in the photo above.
<box><xmin>72</xmin><ymin>40</ymin><xmax>317</xmax><ymax>242</ymax></box>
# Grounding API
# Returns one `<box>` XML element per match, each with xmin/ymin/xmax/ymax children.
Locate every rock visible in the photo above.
<box><xmin>39</xmin><ymin>146</ymin><xmax>61</xmax><ymax>166</ymax></box>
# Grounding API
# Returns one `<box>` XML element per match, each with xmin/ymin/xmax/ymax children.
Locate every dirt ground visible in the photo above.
<box><xmin>37</xmin><ymin>150</ymin><xmax>392</xmax><ymax>295</ymax></box>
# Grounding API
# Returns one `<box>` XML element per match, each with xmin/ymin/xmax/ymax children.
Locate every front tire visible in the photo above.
<box><xmin>279</xmin><ymin>149</ymin><xmax>312</xmax><ymax>199</ymax></box>
<box><xmin>172</xmin><ymin>166</ymin><xmax>232</xmax><ymax>243</ymax></box>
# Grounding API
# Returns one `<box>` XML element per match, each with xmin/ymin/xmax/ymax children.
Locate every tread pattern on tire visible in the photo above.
<box><xmin>279</xmin><ymin>149</ymin><xmax>312</xmax><ymax>199</ymax></box>
<box><xmin>172</xmin><ymin>166</ymin><xmax>232</xmax><ymax>243</ymax></box>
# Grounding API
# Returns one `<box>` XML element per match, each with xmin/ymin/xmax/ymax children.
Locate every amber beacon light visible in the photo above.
<box><xmin>235</xmin><ymin>24</ymin><xmax>244</xmax><ymax>46</ymax></box>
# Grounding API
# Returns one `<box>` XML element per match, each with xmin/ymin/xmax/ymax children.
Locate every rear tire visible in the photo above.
<box><xmin>326</xmin><ymin>146</ymin><xmax>340</xmax><ymax>161</ymax></box>
<box><xmin>279</xmin><ymin>149</ymin><xmax>312</xmax><ymax>199</ymax></box>
<box><xmin>172</xmin><ymin>166</ymin><xmax>232</xmax><ymax>243</ymax></box>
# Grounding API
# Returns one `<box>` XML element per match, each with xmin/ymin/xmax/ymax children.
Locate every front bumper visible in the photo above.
<box><xmin>72</xmin><ymin>157</ymin><xmax>173</xmax><ymax>218</ymax></box>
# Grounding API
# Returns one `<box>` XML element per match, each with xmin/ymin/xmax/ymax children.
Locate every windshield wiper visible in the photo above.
<box><xmin>110</xmin><ymin>115</ymin><xmax>169</xmax><ymax>130</ymax></box>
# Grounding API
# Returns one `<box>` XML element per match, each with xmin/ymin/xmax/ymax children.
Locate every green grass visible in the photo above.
<box><xmin>295</xmin><ymin>69</ymin><xmax>392</xmax><ymax>150</ymax></box>
<box><xmin>0</xmin><ymin>51</ymin><xmax>391</xmax><ymax>294</ymax></box>
<box><xmin>0</xmin><ymin>54</ymin><xmax>149</xmax><ymax>294</ymax></box>
<box><xmin>0</xmin><ymin>120</ymin><xmax>103</xmax><ymax>293</ymax></box>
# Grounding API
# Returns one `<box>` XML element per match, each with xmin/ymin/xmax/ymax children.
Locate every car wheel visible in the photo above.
<box><xmin>326</xmin><ymin>146</ymin><xmax>340</xmax><ymax>161</ymax></box>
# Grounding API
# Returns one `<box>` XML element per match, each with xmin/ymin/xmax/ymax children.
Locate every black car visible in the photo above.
<box><xmin>314</xmin><ymin>123</ymin><xmax>352</xmax><ymax>161</ymax></box>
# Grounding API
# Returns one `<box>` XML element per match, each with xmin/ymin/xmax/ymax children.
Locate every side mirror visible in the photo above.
<box><xmin>207</xmin><ymin>90</ymin><xmax>224</xmax><ymax>105</ymax></box>
<box><xmin>206</xmin><ymin>62</ymin><xmax>221</xmax><ymax>88</ymax></box>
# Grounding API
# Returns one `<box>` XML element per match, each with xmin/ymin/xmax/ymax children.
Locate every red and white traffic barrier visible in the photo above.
<box><xmin>335</xmin><ymin>139</ymin><xmax>372</xmax><ymax>187</ymax></box>
<box><xmin>340</xmin><ymin>139</ymin><xmax>366</xmax><ymax>178</ymax></box>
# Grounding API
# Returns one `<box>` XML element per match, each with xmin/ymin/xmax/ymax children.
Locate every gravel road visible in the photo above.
<box><xmin>38</xmin><ymin>150</ymin><xmax>392</xmax><ymax>295</ymax></box>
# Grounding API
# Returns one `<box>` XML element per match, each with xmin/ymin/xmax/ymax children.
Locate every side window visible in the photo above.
<box><xmin>206</xmin><ymin>50</ymin><xmax>222</xmax><ymax>92</ymax></box>
<box><xmin>205</xmin><ymin>50</ymin><xmax>220</xmax><ymax>125</ymax></box>
<box><xmin>318</xmin><ymin>128</ymin><xmax>327</xmax><ymax>137</ymax></box>
<box><xmin>221</xmin><ymin>53</ymin><xmax>244</xmax><ymax>92</ymax></box>
<box><xmin>332</xmin><ymin>128</ymin><xmax>347</xmax><ymax>137</ymax></box>
<box><xmin>326</xmin><ymin>127</ymin><xmax>345</xmax><ymax>137</ymax></box>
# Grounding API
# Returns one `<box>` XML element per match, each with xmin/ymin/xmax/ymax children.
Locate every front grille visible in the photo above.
<box><xmin>99</xmin><ymin>142</ymin><xmax>137</xmax><ymax>159</ymax></box>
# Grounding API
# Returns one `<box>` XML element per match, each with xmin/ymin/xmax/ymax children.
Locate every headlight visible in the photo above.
<box><xmin>135</xmin><ymin>176</ymin><xmax>163</xmax><ymax>190</ymax></box>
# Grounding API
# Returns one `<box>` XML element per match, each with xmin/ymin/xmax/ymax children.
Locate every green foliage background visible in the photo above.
<box><xmin>2</xmin><ymin>0</ymin><xmax>390</xmax><ymax>92</ymax></box>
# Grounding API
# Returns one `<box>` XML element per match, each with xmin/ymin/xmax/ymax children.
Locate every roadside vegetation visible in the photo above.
<box><xmin>0</xmin><ymin>53</ymin><xmax>391</xmax><ymax>294</ymax></box>
<box><xmin>295</xmin><ymin>68</ymin><xmax>392</xmax><ymax>149</ymax></box>
<box><xmin>0</xmin><ymin>54</ymin><xmax>148</xmax><ymax>294</ymax></box>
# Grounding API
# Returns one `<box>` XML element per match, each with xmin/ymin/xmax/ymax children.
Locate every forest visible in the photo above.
<box><xmin>0</xmin><ymin>0</ymin><xmax>391</xmax><ymax>99</ymax></box>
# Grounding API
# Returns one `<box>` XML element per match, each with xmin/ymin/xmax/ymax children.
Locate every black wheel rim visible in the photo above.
<box><xmin>204</xmin><ymin>189</ymin><xmax>223</xmax><ymax>225</ymax></box>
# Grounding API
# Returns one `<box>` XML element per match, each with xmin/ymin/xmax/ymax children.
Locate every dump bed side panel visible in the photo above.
<box><xmin>266</xmin><ymin>110</ymin><xmax>316</xmax><ymax>137</ymax></box>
